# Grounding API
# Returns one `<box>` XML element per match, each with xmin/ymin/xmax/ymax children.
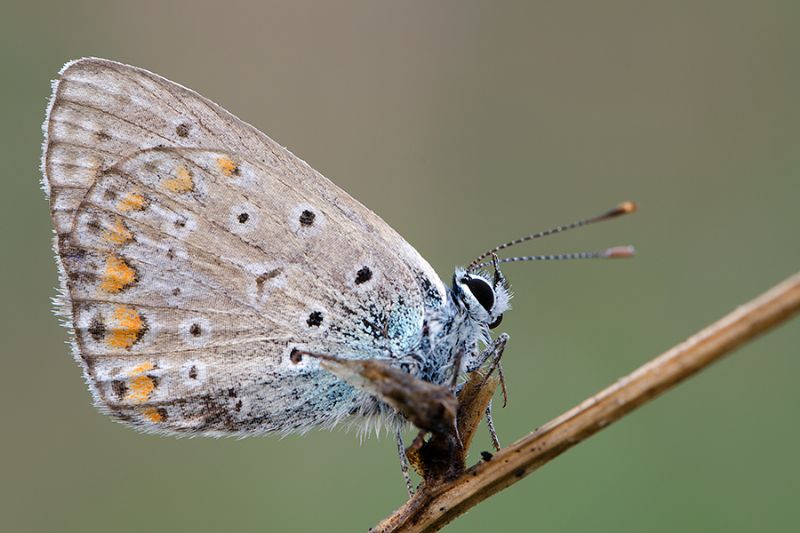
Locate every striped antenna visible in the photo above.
<box><xmin>466</xmin><ymin>202</ymin><xmax>637</xmax><ymax>271</ymax></box>
<box><xmin>473</xmin><ymin>246</ymin><xmax>635</xmax><ymax>269</ymax></box>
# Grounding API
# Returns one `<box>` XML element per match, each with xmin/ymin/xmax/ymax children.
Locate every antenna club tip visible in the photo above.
<box><xmin>618</xmin><ymin>201</ymin><xmax>637</xmax><ymax>214</ymax></box>
<box><xmin>603</xmin><ymin>245</ymin><xmax>636</xmax><ymax>258</ymax></box>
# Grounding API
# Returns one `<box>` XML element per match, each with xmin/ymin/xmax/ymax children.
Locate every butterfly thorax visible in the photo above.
<box><xmin>416</xmin><ymin>300</ymin><xmax>464</xmax><ymax>385</ymax></box>
<box><xmin>417</xmin><ymin>269</ymin><xmax>509</xmax><ymax>385</ymax></box>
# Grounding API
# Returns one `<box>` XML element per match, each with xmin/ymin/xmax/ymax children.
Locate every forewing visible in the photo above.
<box><xmin>43</xmin><ymin>58</ymin><xmax>447</xmax><ymax>435</ymax></box>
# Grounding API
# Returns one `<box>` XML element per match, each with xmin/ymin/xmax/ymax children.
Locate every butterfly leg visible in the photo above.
<box><xmin>485</xmin><ymin>400</ymin><xmax>502</xmax><ymax>451</ymax></box>
<box><xmin>467</xmin><ymin>333</ymin><xmax>509</xmax><ymax>372</ymax></box>
<box><xmin>482</xmin><ymin>342</ymin><xmax>509</xmax><ymax>409</ymax></box>
<box><xmin>395</xmin><ymin>428</ymin><xmax>415</xmax><ymax>497</ymax></box>
<box><xmin>467</xmin><ymin>334</ymin><xmax>510</xmax><ymax>449</ymax></box>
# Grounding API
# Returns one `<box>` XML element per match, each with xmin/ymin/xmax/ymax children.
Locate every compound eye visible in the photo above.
<box><xmin>462</xmin><ymin>276</ymin><xmax>495</xmax><ymax>312</ymax></box>
<box><xmin>488</xmin><ymin>314</ymin><xmax>503</xmax><ymax>329</ymax></box>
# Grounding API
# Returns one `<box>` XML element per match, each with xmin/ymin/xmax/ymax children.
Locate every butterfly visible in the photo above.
<box><xmin>42</xmin><ymin>59</ymin><xmax>634</xmax><ymax>489</ymax></box>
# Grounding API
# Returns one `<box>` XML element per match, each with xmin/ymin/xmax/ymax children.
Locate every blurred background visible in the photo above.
<box><xmin>2</xmin><ymin>1</ymin><xmax>798</xmax><ymax>531</ymax></box>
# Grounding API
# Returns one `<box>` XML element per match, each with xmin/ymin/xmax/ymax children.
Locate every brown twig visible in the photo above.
<box><xmin>373</xmin><ymin>271</ymin><xmax>800</xmax><ymax>532</ymax></box>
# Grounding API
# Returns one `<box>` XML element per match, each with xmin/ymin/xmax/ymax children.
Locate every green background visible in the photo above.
<box><xmin>2</xmin><ymin>1</ymin><xmax>798</xmax><ymax>531</ymax></box>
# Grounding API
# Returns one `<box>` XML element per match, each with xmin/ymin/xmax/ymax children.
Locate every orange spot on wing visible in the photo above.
<box><xmin>104</xmin><ymin>218</ymin><xmax>133</xmax><ymax>245</ymax></box>
<box><xmin>164</xmin><ymin>165</ymin><xmax>194</xmax><ymax>193</ymax></box>
<box><xmin>127</xmin><ymin>375</ymin><xmax>156</xmax><ymax>403</ymax></box>
<box><xmin>107</xmin><ymin>306</ymin><xmax>145</xmax><ymax>349</ymax></box>
<box><xmin>217</xmin><ymin>157</ymin><xmax>238</xmax><ymax>177</ymax></box>
<box><xmin>143</xmin><ymin>407</ymin><xmax>164</xmax><ymax>422</ymax></box>
<box><xmin>117</xmin><ymin>192</ymin><xmax>147</xmax><ymax>212</ymax></box>
<box><xmin>100</xmin><ymin>255</ymin><xmax>137</xmax><ymax>293</ymax></box>
<box><xmin>126</xmin><ymin>361</ymin><xmax>156</xmax><ymax>403</ymax></box>
<box><xmin>130</xmin><ymin>362</ymin><xmax>155</xmax><ymax>375</ymax></box>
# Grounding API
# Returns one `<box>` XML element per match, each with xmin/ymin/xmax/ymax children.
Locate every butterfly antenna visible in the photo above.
<box><xmin>473</xmin><ymin>246</ymin><xmax>635</xmax><ymax>268</ymax></box>
<box><xmin>467</xmin><ymin>201</ymin><xmax>637</xmax><ymax>271</ymax></box>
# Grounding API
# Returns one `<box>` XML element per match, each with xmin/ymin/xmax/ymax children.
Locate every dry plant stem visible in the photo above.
<box><xmin>374</xmin><ymin>271</ymin><xmax>800</xmax><ymax>532</ymax></box>
<box><xmin>406</xmin><ymin>372</ymin><xmax>500</xmax><ymax>484</ymax></box>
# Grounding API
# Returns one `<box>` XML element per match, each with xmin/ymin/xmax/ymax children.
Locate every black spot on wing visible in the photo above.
<box><xmin>355</xmin><ymin>266</ymin><xmax>372</xmax><ymax>285</ymax></box>
<box><xmin>175</xmin><ymin>123</ymin><xmax>190</xmax><ymax>137</ymax></box>
<box><xmin>88</xmin><ymin>315</ymin><xmax>106</xmax><ymax>341</ymax></box>
<box><xmin>299</xmin><ymin>209</ymin><xmax>316</xmax><ymax>226</ymax></box>
<box><xmin>415</xmin><ymin>270</ymin><xmax>444</xmax><ymax>308</ymax></box>
<box><xmin>111</xmin><ymin>380</ymin><xmax>127</xmax><ymax>400</ymax></box>
<box><xmin>306</xmin><ymin>311</ymin><xmax>323</xmax><ymax>327</ymax></box>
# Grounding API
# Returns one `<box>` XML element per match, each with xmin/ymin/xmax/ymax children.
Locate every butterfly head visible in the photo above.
<box><xmin>453</xmin><ymin>267</ymin><xmax>511</xmax><ymax>330</ymax></box>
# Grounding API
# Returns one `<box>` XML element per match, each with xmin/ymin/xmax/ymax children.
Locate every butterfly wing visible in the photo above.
<box><xmin>43</xmin><ymin>58</ymin><xmax>447</xmax><ymax>435</ymax></box>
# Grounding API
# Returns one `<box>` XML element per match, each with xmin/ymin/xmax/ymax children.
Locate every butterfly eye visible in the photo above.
<box><xmin>488</xmin><ymin>314</ymin><xmax>503</xmax><ymax>329</ymax></box>
<box><xmin>461</xmin><ymin>276</ymin><xmax>495</xmax><ymax>312</ymax></box>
